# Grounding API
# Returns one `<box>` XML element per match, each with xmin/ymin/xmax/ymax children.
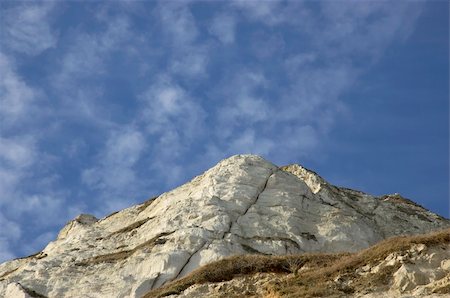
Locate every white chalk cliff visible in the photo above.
<box><xmin>0</xmin><ymin>155</ymin><xmax>449</xmax><ymax>297</ymax></box>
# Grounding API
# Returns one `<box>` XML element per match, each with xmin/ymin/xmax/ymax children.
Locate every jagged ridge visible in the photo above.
<box><xmin>0</xmin><ymin>155</ymin><xmax>448</xmax><ymax>298</ymax></box>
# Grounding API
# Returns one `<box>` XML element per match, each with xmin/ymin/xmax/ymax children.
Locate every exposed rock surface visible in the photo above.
<box><xmin>167</xmin><ymin>272</ymin><xmax>281</xmax><ymax>298</ymax></box>
<box><xmin>0</xmin><ymin>155</ymin><xmax>449</xmax><ymax>297</ymax></box>
<box><xmin>383</xmin><ymin>243</ymin><xmax>450</xmax><ymax>296</ymax></box>
<box><xmin>5</xmin><ymin>282</ymin><xmax>33</xmax><ymax>298</ymax></box>
<box><xmin>159</xmin><ymin>231</ymin><xmax>450</xmax><ymax>298</ymax></box>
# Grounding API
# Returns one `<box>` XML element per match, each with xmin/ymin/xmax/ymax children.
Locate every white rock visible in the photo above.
<box><xmin>5</xmin><ymin>283</ymin><xmax>32</xmax><ymax>298</ymax></box>
<box><xmin>441</xmin><ymin>259</ymin><xmax>450</xmax><ymax>271</ymax></box>
<box><xmin>0</xmin><ymin>154</ymin><xmax>449</xmax><ymax>298</ymax></box>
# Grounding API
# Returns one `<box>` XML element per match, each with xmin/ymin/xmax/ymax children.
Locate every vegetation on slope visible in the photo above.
<box><xmin>267</xmin><ymin>228</ymin><xmax>450</xmax><ymax>297</ymax></box>
<box><xmin>144</xmin><ymin>253</ymin><xmax>347</xmax><ymax>297</ymax></box>
<box><xmin>145</xmin><ymin>228</ymin><xmax>450</xmax><ymax>298</ymax></box>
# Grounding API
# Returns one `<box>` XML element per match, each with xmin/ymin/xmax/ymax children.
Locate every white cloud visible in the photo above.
<box><xmin>228</xmin><ymin>129</ymin><xmax>275</xmax><ymax>156</ymax></box>
<box><xmin>0</xmin><ymin>53</ymin><xmax>39</xmax><ymax>128</ymax></box>
<box><xmin>140</xmin><ymin>77</ymin><xmax>205</xmax><ymax>141</ymax></box>
<box><xmin>156</xmin><ymin>3</ymin><xmax>211</xmax><ymax>79</ymax></box>
<box><xmin>0</xmin><ymin>169</ymin><xmax>21</xmax><ymax>201</ymax></box>
<box><xmin>0</xmin><ymin>0</ymin><xmax>429</xmax><ymax>262</ymax></box>
<box><xmin>309</xmin><ymin>1</ymin><xmax>424</xmax><ymax>62</ymax></box>
<box><xmin>47</xmin><ymin>16</ymin><xmax>133</xmax><ymax>132</ymax></box>
<box><xmin>9</xmin><ymin>194</ymin><xmax>63</xmax><ymax>223</ymax></box>
<box><xmin>136</xmin><ymin>76</ymin><xmax>206</xmax><ymax>186</ymax></box>
<box><xmin>278</xmin><ymin>125</ymin><xmax>319</xmax><ymax>156</ymax></box>
<box><xmin>83</xmin><ymin>127</ymin><xmax>146</xmax><ymax>191</ymax></box>
<box><xmin>82</xmin><ymin>126</ymin><xmax>147</xmax><ymax>213</ymax></box>
<box><xmin>0</xmin><ymin>47</ymin><xmax>86</xmax><ymax>256</ymax></box>
<box><xmin>104</xmin><ymin>129</ymin><xmax>146</xmax><ymax>167</ymax></box>
<box><xmin>0</xmin><ymin>137</ymin><xmax>35</xmax><ymax>169</ymax></box>
<box><xmin>0</xmin><ymin>137</ymin><xmax>37</xmax><ymax>204</ymax></box>
<box><xmin>208</xmin><ymin>2</ymin><xmax>421</xmax><ymax>163</ymax></box>
<box><xmin>169</xmin><ymin>50</ymin><xmax>209</xmax><ymax>78</ymax></box>
<box><xmin>209</xmin><ymin>13</ymin><xmax>236</xmax><ymax>44</ymax></box>
<box><xmin>232</xmin><ymin>0</ymin><xmax>283</xmax><ymax>25</ymax></box>
<box><xmin>1</xmin><ymin>2</ymin><xmax>57</xmax><ymax>56</ymax></box>
<box><xmin>54</xmin><ymin>17</ymin><xmax>131</xmax><ymax>88</ymax></box>
<box><xmin>219</xmin><ymin>96</ymin><xmax>270</xmax><ymax>126</ymax></box>
<box><xmin>232</xmin><ymin>0</ymin><xmax>307</xmax><ymax>26</ymax></box>
<box><xmin>0</xmin><ymin>135</ymin><xmax>79</xmax><ymax>258</ymax></box>
<box><xmin>212</xmin><ymin>69</ymin><xmax>270</xmax><ymax>138</ymax></box>
<box><xmin>157</xmin><ymin>2</ymin><xmax>199</xmax><ymax>47</ymax></box>
<box><xmin>281</xmin><ymin>65</ymin><xmax>357</xmax><ymax>119</ymax></box>
<box><xmin>284</xmin><ymin>53</ymin><xmax>316</xmax><ymax>74</ymax></box>
<box><xmin>0</xmin><ymin>136</ymin><xmax>82</xmax><ymax>224</ymax></box>
<box><xmin>0</xmin><ymin>213</ymin><xmax>21</xmax><ymax>262</ymax></box>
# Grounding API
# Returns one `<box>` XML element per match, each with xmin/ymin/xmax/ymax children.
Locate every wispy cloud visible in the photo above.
<box><xmin>214</xmin><ymin>69</ymin><xmax>270</xmax><ymax>135</ymax></box>
<box><xmin>155</xmin><ymin>2</ymin><xmax>214</xmax><ymax>80</ymax></box>
<box><xmin>169</xmin><ymin>47</ymin><xmax>209</xmax><ymax>78</ymax></box>
<box><xmin>157</xmin><ymin>2</ymin><xmax>199</xmax><ymax>47</ymax></box>
<box><xmin>305</xmin><ymin>1</ymin><xmax>423</xmax><ymax>62</ymax></box>
<box><xmin>232</xmin><ymin>0</ymin><xmax>298</xmax><ymax>26</ymax></box>
<box><xmin>0</xmin><ymin>136</ymin><xmax>35</xmax><ymax>172</ymax></box>
<box><xmin>0</xmin><ymin>5</ymin><xmax>90</xmax><ymax>258</ymax></box>
<box><xmin>82</xmin><ymin>126</ymin><xmax>147</xmax><ymax>213</ymax></box>
<box><xmin>0</xmin><ymin>133</ymin><xmax>84</xmax><ymax>258</ymax></box>
<box><xmin>209</xmin><ymin>13</ymin><xmax>236</xmax><ymax>45</ymax></box>
<box><xmin>0</xmin><ymin>0</ymin><xmax>432</xmax><ymax>261</ymax></box>
<box><xmin>47</xmin><ymin>15</ymin><xmax>133</xmax><ymax>133</ymax></box>
<box><xmin>0</xmin><ymin>137</ymin><xmax>36</xmax><ymax>204</ymax></box>
<box><xmin>140</xmin><ymin>76</ymin><xmax>205</xmax><ymax>139</ymax></box>
<box><xmin>1</xmin><ymin>2</ymin><xmax>57</xmax><ymax>56</ymax></box>
<box><xmin>0</xmin><ymin>213</ymin><xmax>21</xmax><ymax>262</ymax></box>
<box><xmin>138</xmin><ymin>76</ymin><xmax>206</xmax><ymax>185</ymax></box>
<box><xmin>200</xmin><ymin>1</ymin><xmax>424</xmax><ymax>167</ymax></box>
<box><xmin>53</xmin><ymin>16</ymin><xmax>131</xmax><ymax>87</ymax></box>
<box><xmin>228</xmin><ymin>129</ymin><xmax>275</xmax><ymax>156</ymax></box>
<box><xmin>0</xmin><ymin>53</ymin><xmax>39</xmax><ymax>128</ymax></box>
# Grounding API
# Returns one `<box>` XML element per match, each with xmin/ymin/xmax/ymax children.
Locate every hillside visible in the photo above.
<box><xmin>0</xmin><ymin>155</ymin><xmax>448</xmax><ymax>298</ymax></box>
<box><xmin>146</xmin><ymin>228</ymin><xmax>450</xmax><ymax>297</ymax></box>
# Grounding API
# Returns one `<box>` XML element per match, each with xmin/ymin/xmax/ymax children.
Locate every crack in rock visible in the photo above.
<box><xmin>167</xmin><ymin>169</ymin><xmax>278</xmax><ymax>284</ymax></box>
<box><xmin>172</xmin><ymin>240</ymin><xmax>208</xmax><ymax>281</ymax></box>
<box><xmin>227</xmin><ymin>168</ymin><xmax>276</xmax><ymax>234</ymax></box>
<box><xmin>148</xmin><ymin>272</ymin><xmax>160</xmax><ymax>291</ymax></box>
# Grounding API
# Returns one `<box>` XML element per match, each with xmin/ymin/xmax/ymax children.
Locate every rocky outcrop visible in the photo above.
<box><xmin>385</xmin><ymin>243</ymin><xmax>450</xmax><ymax>296</ymax></box>
<box><xmin>5</xmin><ymin>283</ymin><xmax>33</xmax><ymax>298</ymax></box>
<box><xmin>0</xmin><ymin>155</ymin><xmax>448</xmax><ymax>297</ymax></box>
<box><xmin>153</xmin><ymin>229</ymin><xmax>450</xmax><ymax>297</ymax></box>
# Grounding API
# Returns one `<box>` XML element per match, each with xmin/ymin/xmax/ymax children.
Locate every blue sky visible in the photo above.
<box><xmin>0</xmin><ymin>0</ymin><xmax>448</xmax><ymax>262</ymax></box>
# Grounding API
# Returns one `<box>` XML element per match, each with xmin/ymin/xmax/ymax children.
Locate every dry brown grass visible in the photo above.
<box><xmin>143</xmin><ymin>253</ymin><xmax>347</xmax><ymax>298</ymax></box>
<box><xmin>13</xmin><ymin>251</ymin><xmax>47</xmax><ymax>261</ymax></box>
<box><xmin>144</xmin><ymin>228</ymin><xmax>450</xmax><ymax>298</ymax></box>
<box><xmin>379</xmin><ymin>193</ymin><xmax>423</xmax><ymax>208</ymax></box>
<box><xmin>137</xmin><ymin>196</ymin><xmax>158</xmax><ymax>213</ymax></box>
<box><xmin>76</xmin><ymin>231</ymin><xmax>174</xmax><ymax>266</ymax></box>
<box><xmin>0</xmin><ymin>267</ymin><xmax>19</xmax><ymax>280</ymax></box>
<box><xmin>433</xmin><ymin>281</ymin><xmax>450</xmax><ymax>294</ymax></box>
<box><xmin>107</xmin><ymin>217</ymin><xmax>152</xmax><ymax>237</ymax></box>
<box><xmin>268</xmin><ymin>227</ymin><xmax>450</xmax><ymax>297</ymax></box>
<box><xmin>102</xmin><ymin>210</ymin><xmax>120</xmax><ymax>221</ymax></box>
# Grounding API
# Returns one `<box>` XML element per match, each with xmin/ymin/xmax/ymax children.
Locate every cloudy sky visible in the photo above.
<box><xmin>0</xmin><ymin>0</ymin><xmax>448</xmax><ymax>262</ymax></box>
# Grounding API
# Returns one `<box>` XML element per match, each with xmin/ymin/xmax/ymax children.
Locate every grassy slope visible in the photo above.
<box><xmin>145</xmin><ymin>228</ymin><xmax>450</xmax><ymax>298</ymax></box>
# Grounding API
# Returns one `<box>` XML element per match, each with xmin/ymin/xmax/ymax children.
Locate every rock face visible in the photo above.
<box><xmin>0</xmin><ymin>155</ymin><xmax>449</xmax><ymax>297</ymax></box>
<box><xmin>159</xmin><ymin>231</ymin><xmax>450</xmax><ymax>298</ymax></box>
